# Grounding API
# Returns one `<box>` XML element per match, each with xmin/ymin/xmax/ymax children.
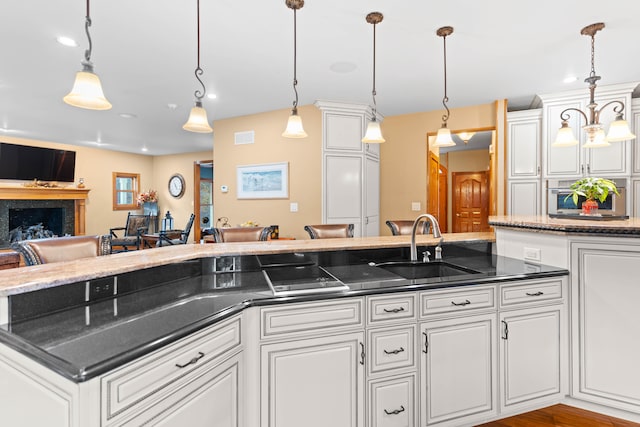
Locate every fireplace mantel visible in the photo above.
<box><xmin>0</xmin><ymin>186</ymin><xmax>90</xmax><ymax>235</ymax></box>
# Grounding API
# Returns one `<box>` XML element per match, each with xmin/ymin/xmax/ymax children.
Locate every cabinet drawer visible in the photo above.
<box><xmin>368</xmin><ymin>325</ymin><xmax>416</xmax><ymax>375</ymax></box>
<box><xmin>500</xmin><ymin>279</ymin><xmax>563</xmax><ymax>308</ymax></box>
<box><xmin>368</xmin><ymin>373</ymin><xmax>416</xmax><ymax>427</ymax></box>
<box><xmin>261</xmin><ymin>298</ymin><xmax>363</xmax><ymax>339</ymax></box>
<box><xmin>102</xmin><ymin>315</ymin><xmax>241</xmax><ymax>422</ymax></box>
<box><xmin>367</xmin><ymin>293</ymin><xmax>416</xmax><ymax>325</ymax></box>
<box><xmin>420</xmin><ymin>286</ymin><xmax>495</xmax><ymax>317</ymax></box>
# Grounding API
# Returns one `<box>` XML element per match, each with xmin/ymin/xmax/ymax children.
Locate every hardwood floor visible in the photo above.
<box><xmin>476</xmin><ymin>404</ymin><xmax>640</xmax><ymax>427</ymax></box>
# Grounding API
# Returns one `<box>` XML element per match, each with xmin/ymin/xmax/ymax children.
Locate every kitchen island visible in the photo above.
<box><xmin>0</xmin><ymin>231</ymin><xmax>594</xmax><ymax>426</ymax></box>
<box><xmin>490</xmin><ymin>215</ymin><xmax>640</xmax><ymax>424</ymax></box>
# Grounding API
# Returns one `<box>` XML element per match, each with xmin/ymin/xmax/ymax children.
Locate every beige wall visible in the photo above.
<box><xmin>1</xmin><ymin>136</ymin><xmax>211</xmax><ymax>240</ymax></box>
<box><xmin>212</xmin><ymin>104</ymin><xmax>322</xmax><ymax>240</ymax></box>
<box><xmin>379</xmin><ymin>103</ymin><xmax>497</xmax><ymax>235</ymax></box>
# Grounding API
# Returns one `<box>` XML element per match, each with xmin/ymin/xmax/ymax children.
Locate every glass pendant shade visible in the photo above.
<box><xmin>63</xmin><ymin>69</ymin><xmax>112</xmax><ymax>110</ymax></box>
<box><xmin>606</xmin><ymin>116</ymin><xmax>636</xmax><ymax>142</ymax></box>
<box><xmin>458</xmin><ymin>131</ymin><xmax>475</xmax><ymax>143</ymax></box>
<box><xmin>183</xmin><ymin>102</ymin><xmax>213</xmax><ymax>133</ymax></box>
<box><xmin>433</xmin><ymin>126</ymin><xmax>455</xmax><ymax>147</ymax></box>
<box><xmin>583</xmin><ymin>127</ymin><xmax>610</xmax><ymax>148</ymax></box>
<box><xmin>282</xmin><ymin>112</ymin><xmax>307</xmax><ymax>138</ymax></box>
<box><xmin>362</xmin><ymin>119</ymin><xmax>385</xmax><ymax>143</ymax></box>
<box><xmin>552</xmin><ymin>122</ymin><xmax>579</xmax><ymax>147</ymax></box>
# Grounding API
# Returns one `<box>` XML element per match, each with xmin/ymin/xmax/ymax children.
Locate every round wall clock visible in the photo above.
<box><xmin>168</xmin><ymin>173</ymin><xmax>185</xmax><ymax>198</ymax></box>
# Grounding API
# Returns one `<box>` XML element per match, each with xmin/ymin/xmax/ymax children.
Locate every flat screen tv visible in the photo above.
<box><xmin>0</xmin><ymin>142</ymin><xmax>76</xmax><ymax>183</ymax></box>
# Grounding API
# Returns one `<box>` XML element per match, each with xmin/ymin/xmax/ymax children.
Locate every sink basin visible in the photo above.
<box><xmin>375</xmin><ymin>261</ymin><xmax>480</xmax><ymax>280</ymax></box>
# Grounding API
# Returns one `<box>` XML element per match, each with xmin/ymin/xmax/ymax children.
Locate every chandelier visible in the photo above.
<box><xmin>553</xmin><ymin>23</ymin><xmax>635</xmax><ymax>148</ymax></box>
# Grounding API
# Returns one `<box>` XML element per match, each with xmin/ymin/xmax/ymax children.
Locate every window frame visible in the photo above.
<box><xmin>112</xmin><ymin>172</ymin><xmax>140</xmax><ymax>211</ymax></box>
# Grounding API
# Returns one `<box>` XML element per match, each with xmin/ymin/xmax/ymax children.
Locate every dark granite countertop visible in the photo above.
<box><xmin>0</xmin><ymin>242</ymin><xmax>567</xmax><ymax>382</ymax></box>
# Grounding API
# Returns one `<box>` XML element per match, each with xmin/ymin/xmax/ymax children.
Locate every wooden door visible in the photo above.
<box><xmin>452</xmin><ymin>171</ymin><xmax>489</xmax><ymax>233</ymax></box>
<box><xmin>427</xmin><ymin>151</ymin><xmax>448</xmax><ymax>233</ymax></box>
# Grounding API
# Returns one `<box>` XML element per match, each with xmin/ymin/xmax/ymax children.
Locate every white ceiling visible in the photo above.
<box><xmin>1</xmin><ymin>0</ymin><xmax>639</xmax><ymax>156</ymax></box>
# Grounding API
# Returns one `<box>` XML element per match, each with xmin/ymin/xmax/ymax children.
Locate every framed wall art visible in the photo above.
<box><xmin>236</xmin><ymin>162</ymin><xmax>289</xmax><ymax>199</ymax></box>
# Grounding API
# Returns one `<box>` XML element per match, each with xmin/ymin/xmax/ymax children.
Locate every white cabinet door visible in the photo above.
<box><xmin>544</xmin><ymin>100</ymin><xmax>584</xmax><ymax>178</ymax></box>
<box><xmin>119</xmin><ymin>353</ymin><xmax>242</xmax><ymax>427</ymax></box>
<box><xmin>365</xmin><ymin>155</ymin><xmax>380</xmax><ymax>237</ymax></box>
<box><xmin>368</xmin><ymin>374</ymin><xmax>416</xmax><ymax>427</ymax></box>
<box><xmin>420</xmin><ymin>313</ymin><xmax>497</xmax><ymax>427</ymax></box>
<box><xmin>571</xmin><ymin>241</ymin><xmax>640</xmax><ymax>413</ymax></box>
<box><xmin>507</xmin><ymin>110</ymin><xmax>541</xmax><ymax>179</ymax></box>
<box><xmin>325</xmin><ymin>154</ymin><xmax>363</xmax><ymax>236</ymax></box>
<box><xmin>261</xmin><ymin>332</ymin><xmax>365</xmax><ymax>427</ymax></box>
<box><xmin>499</xmin><ymin>306</ymin><xmax>562</xmax><ymax>413</ymax></box>
<box><xmin>632</xmin><ymin>98</ymin><xmax>640</xmax><ymax>174</ymax></box>
<box><xmin>507</xmin><ymin>180</ymin><xmax>540</xmax><ymax>216</ymax></box>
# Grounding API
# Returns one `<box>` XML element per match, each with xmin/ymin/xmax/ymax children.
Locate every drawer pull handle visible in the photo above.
<box><xmin>502</xmin><ymin>320</ymin><xmax>509</xmax><ymax>340</ymax></box>
<box><xmin>175</xmin><ymin>352</ymin><xmax>205</xmax><ymax>368</ymax></box>
<box><xmin>384</xmin><ymin>405</ymin><xmax>405</xmax><ymax>415</ymax></box>
<box><xmin>359</xmin><ymin>342</ymin><xmax>365</xmax><ymax>365</ymax></box>
<box><xmin>422</xmin><ymin>331</ymin><xmax>429</xmax><ymax>354</ymax></box>
<box><xmin>383</xmin><ymin>307</ymin><xmax>405</xmax><ymax>313</ymax></box>
<box><xmin>526</xmin><ymin>291</ymin><xmax>544</xmax><ymax>297</ymax></box>
<box><xmin>383</xmin><ymin>347</ymin><xmax>405</xmax><ymax>355</ymax></box>
<box><xmin>451</xmin><ymin>299</ymin><xmax>471</xmax><ymax>306</ymax></box>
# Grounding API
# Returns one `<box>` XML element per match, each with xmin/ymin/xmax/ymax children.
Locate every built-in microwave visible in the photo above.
<box><xmin>547</xmin><ymin>179</ymin><xmax>627</xmax><ymax>217</ymax></box>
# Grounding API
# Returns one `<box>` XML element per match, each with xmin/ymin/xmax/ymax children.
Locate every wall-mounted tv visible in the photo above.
<box><xmin>0</xmin><ymin>142</ymin><xmax>76</xmax><ymax>183</ymax></box>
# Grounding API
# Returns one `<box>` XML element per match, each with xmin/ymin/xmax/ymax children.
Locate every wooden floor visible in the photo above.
<box><xmin>476</xmin><ymin>404</ymin><xmax>640</xmax><ymax>427</ymax></box>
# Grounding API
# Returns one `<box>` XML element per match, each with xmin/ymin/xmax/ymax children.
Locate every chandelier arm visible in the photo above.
<box><xmin>596</xmin><ymin>99</ymin><xmax>626</xmax><ymax>118</ymax></box>
<box><xmin>83</xmin><ymin>0</ymin><xmax>92</xmax><ymax>63</ymax></box>
<box><xmin>559</xmin><ymin>107</ymin><xmax>588</xmax><ymax>125</ymax></box>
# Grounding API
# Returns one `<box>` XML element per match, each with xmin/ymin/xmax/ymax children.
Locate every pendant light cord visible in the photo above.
<box><xmin>291</xmin><ymin>7</ymin><xmax>299</xmax><ymax>112</ymax></box>
<box><xmin>441</xmin><ymin>33</ymin><xmax>450</xmax><ymax>124</ymax></box>
<box><xmin>371</xmin><ymin>21</ymin><xmax>378</xmax><ymax>118</ymax></box>
<box><xmin>193</xmin><ymin>0</ymin><xmax>206</xmax><ymax>102</ymax></box>
<box><xmin>83</xmin><ymin>0</ymin><xmax>93</xmax><ymax>63</ymax></box>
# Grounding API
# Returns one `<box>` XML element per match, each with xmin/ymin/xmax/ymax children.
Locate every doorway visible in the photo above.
<box><xmin>452</xmin><ymin>171</ymin><xmax>490</xmax><ymax>232</ymax></box>
<box><xmin>193</xmin><ymin>160</ymin><xmax>213</xmax><ymax>242</ymax></box>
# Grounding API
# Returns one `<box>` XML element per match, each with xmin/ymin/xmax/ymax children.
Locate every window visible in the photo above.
<box><xmin>112</xmin><ymin>172</ymin><xmax>140</xmax><ymax>210</ymax></box>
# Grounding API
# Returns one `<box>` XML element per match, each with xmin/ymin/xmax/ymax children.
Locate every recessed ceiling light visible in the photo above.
<box><xmin>119</xmin><ymin>113</ymin><xmax>137</xmax><ymax>119</ymax></box>
<box><xmin>56</xmin><ymin>36</ymin><xmax>78</xmax><ymax>47</ymax></box>
<box><xmin>141</xmin><ymin>146</ymin><xmax>148</xmax><ymax>152</ymax></box>
<box><xmin>563</xmin><ymin>76</ymin><xmax>578</xmax><ymax>84</ymax></box>
<box><xmin>207</xmin><ymin>93</ymin><xmax>217</xmax><ymax>99</ymax></box>
<box><xmin>167</xmin><ymin>103</ymin><xmax>178</xmax><ymax>110</ymax></box>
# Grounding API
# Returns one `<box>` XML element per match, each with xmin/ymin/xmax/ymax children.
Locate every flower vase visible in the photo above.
<box><xmin>581</xmin><ymin>199</ymin><xmax>599</xmax><ymax>216</ymax></box>
<box><xmin>143</xmin><ymin>202</ymin><xmax>158</xmax><ymax>217</ymax></box>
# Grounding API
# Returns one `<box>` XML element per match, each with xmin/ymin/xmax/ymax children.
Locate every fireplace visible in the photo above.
<box><xmin>0</xmin><ymin>187</ymin><xmax>90</xmax><ymax>249</ymax></box>
<box><xmin>8</xmin><ymin>206</ymin><xmax>71</xmax><ymax>242</ymax></box>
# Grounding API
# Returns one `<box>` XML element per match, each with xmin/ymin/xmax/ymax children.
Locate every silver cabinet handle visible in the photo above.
<box><xmin>383</xmin><ymin>347</ymin><xmax>405</xmax><ymax>355</ymax></box>
<box><xmin>451</xmin><ymin>299</ymin><xmax>471</xmax><ymax>306</ymax></box>
<box><xmin>526</xmin><ymin>291</ymin><xmax>544</xmax><ymax>297</ymax></box>
<box><xmin>383</xmin><ymin>307</ymin><xmax>405</xmax><ymax>313</ymax></box>
<box><xmin>384</xmin><ymin>405</ymin><xmax>405</xmax><ymax>415</ymax></box>
<box><xmin>175</xmin><ymin>352</ymin><xmax>204</xmax><ymax>368</ymax></box>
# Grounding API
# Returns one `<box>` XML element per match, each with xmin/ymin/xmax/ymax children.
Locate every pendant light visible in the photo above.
<box><xmin>553</xmin><ymin>23</ymin><xmax>635</xmax><ymax>148</ymax></box>
<box><xmin>63</xmin><ymin>0</ymin><xmax>112</xmax><ymax>110</ymax></box>
<box><xmin>282</xmin><ymin>0</ymin><xmax>307</xmax><ymax>138</ymax></box>
<box><xmin>183</xmin><ymin>0</ymin><xmax>213</xmax><ymax>133</ymax></box>
<box><xmin>433</xmin><ymin>26</ymin><xmax>455</xmax><ymax>148</ymax></box>
<box><xmin>362</xmin><ymin>12</ymin><xmax>385</xmax><ymax>144</ymax></box>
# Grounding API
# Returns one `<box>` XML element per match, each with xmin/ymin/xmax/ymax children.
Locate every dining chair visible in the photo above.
<box><xmin>158</xmin><ymin>213</ymin><xmax>196</xmax><ymax>246</ymax></box>
<box><xmin>385</xmin><ymin>220</ymin><xmax>430</xmax><ymax>236</ymax></box>
<box><xmin>209</xmin><ymin>226</ymin><xmax>272</xmax><ymax>243</ymax></box>
<box><xmin>303</xmin><ymin>224</ymin><xmax>354</xmax><ymax>239</ymax></box>
<box><xmin>109</xmin><ymin>213</ymin><xmax>151</xmax><ymax>252</ymax></box>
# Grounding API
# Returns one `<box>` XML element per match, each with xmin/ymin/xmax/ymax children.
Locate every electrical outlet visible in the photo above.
<box><xmin>290</xmin><ymin>202</ymin><xmax>298</xmax><ymax>212</ymax></box>
<box><xmin>86</xmin><ymin>277</ymin><xmax>116</xmax><ymax>302</ymax></box>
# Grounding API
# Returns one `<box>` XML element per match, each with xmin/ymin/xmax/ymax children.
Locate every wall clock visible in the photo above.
<box><xmin>168</xmin><ymin>173</ymin><xmax>185</xmax><ymax>198</ymax></box>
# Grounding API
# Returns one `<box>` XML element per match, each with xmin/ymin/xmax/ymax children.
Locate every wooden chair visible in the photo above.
<box><xmin>109</xmin><ymin>213</ymin><xmax>151</xmax><ymax>252</ymax></box>
<box><xmin>208</xmin><ymin>226</ymin><xmax>272</xmax><ymax>243</ymax></box>
<box><xmin>0</xmin><ymin>251</ymin><xmax>21</xmax><ymax>269</ymax></box>
<box><xmin>385</xmin><ymin>220</ymin><xmax>430</xmax><ymax>236</ymax></box>
<box><xmin>304</xmin><ymin>224</ymin><xmax>354</xmax><ymax>239</ymax></box>
<box><xmin>158</xmin><ymin>214</ymin><xmax>196</xmax><ymax>246</ymax></box>
<box><xmin>11</xmin><ymin>235</ymin><xmax>111</xmax><ymax>266</ymax></box>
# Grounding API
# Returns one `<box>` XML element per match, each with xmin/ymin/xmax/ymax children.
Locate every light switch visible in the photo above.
<box><xmin>290</xmin><ymin>202</ymin><xmax>298</xmax><ymax>212</ymax></box>
<box><xmin>411</xmin><ymin>202</ymin><xmax>421</xmax><ymax>211</ymax></box>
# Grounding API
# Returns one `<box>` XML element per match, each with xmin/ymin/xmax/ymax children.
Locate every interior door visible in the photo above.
<box><xmin>452</xmin><ymin>171</ymin><xmax>489</xmax><ymax>233</ymax></box>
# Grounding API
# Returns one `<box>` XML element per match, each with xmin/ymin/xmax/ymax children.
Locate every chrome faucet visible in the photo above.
<box><xmin>410</xmin><ymin>214</ymin><xmax>442</xmax><ymax>262</ymax></box>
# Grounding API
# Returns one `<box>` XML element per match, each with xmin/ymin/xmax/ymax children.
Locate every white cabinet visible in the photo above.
<box><xmin>507</xmin><ymin>109</ymin><xmax>542</xmax><ymax>215</ymax></box>
<box><xmin>633</xmin><ymin>98</ymin><xmax>640</xmax><ymax>175</ymax></box>
<box><xmin>507</xmin><ymin>180</ymin><xmax>541</xmax><ymax>216</ymax></box>
<box><xmin>570</xmin><ymin>239</ymin><xmax>640</xmax><ymax>413</ymax></box>
<box><xmin>368</xmin><ymin>373</ymin><xmax>417</xmax><ymax>427</ymax></box>
<box><xmin>316</xmin><ymin>100</ymin><xmax>381</xmax><ymax>237</ymax></box>
<box><xmin>540</xmin><ymin>83</ymin><xmax>636</xmax><ymax>179</ymax></box>
<box><xmin>420</xmin><ymin>313</ymin><xmax>497</xmax><ymax>426</ymax></box>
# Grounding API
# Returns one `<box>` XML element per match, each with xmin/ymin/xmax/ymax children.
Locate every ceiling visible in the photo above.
<box><xmin>1</xmin><ymin>0</ymin><xmax>639</xmax><ymax>156</ymax></box>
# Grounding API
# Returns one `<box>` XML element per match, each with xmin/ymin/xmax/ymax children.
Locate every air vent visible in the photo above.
<box><xmin>234</xmin><ymin>130</ymin><xmax>255</xmax><ymax>145</ymax></box>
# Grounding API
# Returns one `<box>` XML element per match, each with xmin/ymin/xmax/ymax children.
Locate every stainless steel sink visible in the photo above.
<box><xmin>373</xmin><ymin>261</ymin><xmax>480</xmax><ymax>280</ymax></box>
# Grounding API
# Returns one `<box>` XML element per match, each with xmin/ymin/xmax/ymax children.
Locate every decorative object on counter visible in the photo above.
<box><xmin>240</xmin><ymin>220</ymin><xmax>259</xmax><ymax>227</ymax></box>
<box><xmin>77</xmin><ymin>178</ymin><xmax>85</xmax><ymax>188</ymax></box>
<box><xmin>361</xmin><ymin>11</ymin><xmax>385</xmax><ymax>144</ymax></box>
<box><xmin>216</xmin><ymin>216</ymin><xmax>231</xmax><ymax>228</ymax></box>
<box><xmin>282</xmin><ymin>0</ymin><xmax>307</xmax><ymax>138</ymax></box>
<box><xmin>432</xmin><ymin>26</ymin><xmax>456</xmax><ymax>148</ymax></box>
<box><xmin>270</xmin><ymin>225</ymin><xmax>280</xmax><ymax>239</ymax></box>
<box><xmin>22</xmin><ymin>179</ymin><xmax>64</xmax><ymax>188</ymax></box>
<box><xmin>565</xmin><ymin>177</ymin><xmax>619</xmax><ymax>216</ymax></box>
<box><xmin>182</xmin><ymin>0</ymin><xmax>213</xmax><ymax>133</ymax></box>
<box><xmin>553</xmin><ymin>23</ymin><xmax>635</xmax><ymax>148</ymax></box>
<box><xmin>136</xmin><ymin>189</ymin><xmax>158</xmax><ymax>206</ymax></box>
<box><xmin>168</xmin><ymin>173</ymin><xmax>185</xmax><ymax>198</ymax></box>
<box><xmin>161</xmin><ymin>211</ymin><xmax>174</xmax><ymax>231</ymax></box>
<box><xmin>63</xmin><ymin>0</ymin><xmax>112</xmax><ymax>110</ymax></box>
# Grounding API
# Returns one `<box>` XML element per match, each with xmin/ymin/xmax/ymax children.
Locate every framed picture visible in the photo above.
<box><xmin>237</xmin><ymin>162</ymin><xmax>289</xmax><ymax>199</ymax></box>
